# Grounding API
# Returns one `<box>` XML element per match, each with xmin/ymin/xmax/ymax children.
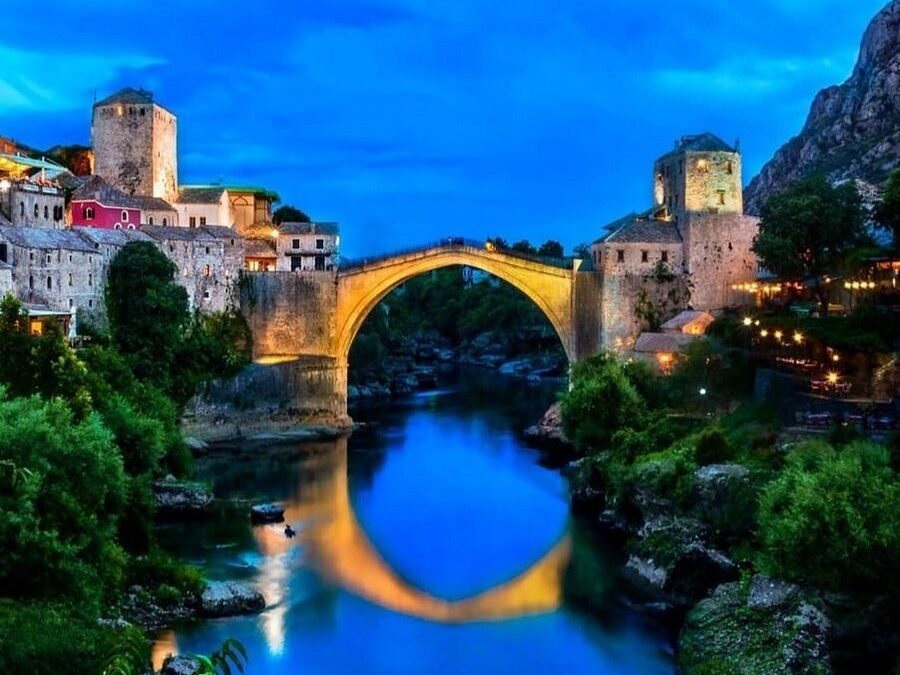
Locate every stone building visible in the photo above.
<box><xmin>175</xmin><ymin>186</ymin><xmax>232</xmax><ymax>228</ymax></box>
<box><xmin>275</xmin><ymin>222</ymin><xmax>339</xmax><ymax>272</ymax></box>
<box><xmin>91</xmin><ymin>88</ymin><xmax>178</xmax><ymax>203</ymax></box>
<box><xmin>0</xmin><ymin>225</ymin><xmax>147</xmax><ymax>325</ymax></box>
<box><xmin>140</xmin><ymin>225</ymin><xmax>244</xmax><ymax>313</ymax></box>
<box><xmin>226</xmin><ymin>186</ymin><xmax>277</xmax><ymax>236</ymax></box>
<box><xmin>593</xmin><ymin>133</ymin><xmax>759</xmax><ymax>349</ymax></box>
<box><xmin>244</xmin><ymin>237</ymin><xmax>277</xmax><ymax>271</ymax></box>
<box><xmin>0</xmin><ymin>177</ymin><xmax>66</xmax><ymax>228</ymax></box>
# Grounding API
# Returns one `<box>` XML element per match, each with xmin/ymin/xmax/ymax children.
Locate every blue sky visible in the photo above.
<box><xmin>0</xmin><ymin>0</ymin><xmax>887</xmax><ymax>258</ymax></box>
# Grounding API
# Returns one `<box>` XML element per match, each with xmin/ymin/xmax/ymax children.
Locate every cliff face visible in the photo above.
<box><xmin>745</xmin><ymin>1</ymin><xmax>900</xmax><ymax>214</ymax></box>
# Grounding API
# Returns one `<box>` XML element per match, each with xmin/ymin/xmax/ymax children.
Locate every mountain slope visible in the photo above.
<box><xmin>745</xmin><ymin>1</ymin><xmax>900</xmax><ymax>214</ymax></box>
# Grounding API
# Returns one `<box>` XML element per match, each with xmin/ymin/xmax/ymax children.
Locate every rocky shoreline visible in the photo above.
<box><xmin>523</xmin><ymin>404</ymin><xmax>895</xmax><ymax>673</ymax></box>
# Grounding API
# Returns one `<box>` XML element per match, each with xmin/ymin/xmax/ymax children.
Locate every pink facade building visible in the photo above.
<box><xmin>69</xmin><ymin>175</ymin><xmax>174</xmax><ymax>229</ymax></box>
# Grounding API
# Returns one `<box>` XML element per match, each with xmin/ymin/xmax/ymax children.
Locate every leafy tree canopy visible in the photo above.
<box><xmin>273</xmin><ymin>205</ymin><xmax>312</xmax><ymax>224</ymax></box>
<box><xmin>875</xmin><ymin>169</ymin><xmax>900</xmax><ymax>250</ymax></box>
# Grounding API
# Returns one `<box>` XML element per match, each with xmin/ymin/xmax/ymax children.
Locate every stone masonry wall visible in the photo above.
<box><xmin>600</xmin><ymin>272</ymin><xmax>693</xmax><ymax>351</ymax></box>
<box><xmin>1</xmin><ymin>184</ymin><xmax>66</xmax><ymax>228</ymax></box>
<box><xmin>680</xmin><ymin>213</ymin><xmax>759</xmax><ymax>310</ymax></box>
<box><xmin>151</xmin><ymin>107</ymin><xmax>178</xmax><ymax>203</ymax></box>
<box><xmin>241</xmin><ymin>271</ymin><xmax>338</xmax><ymax>359</ymax></box>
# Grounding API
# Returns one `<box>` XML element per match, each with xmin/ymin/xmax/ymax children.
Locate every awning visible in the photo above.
<box><xmin>0</xmin><ymin>153</ymin><xmax>68</xmax><ymax>178</ymax></box>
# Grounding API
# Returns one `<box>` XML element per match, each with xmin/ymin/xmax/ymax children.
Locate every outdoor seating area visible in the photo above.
<box><xmin>797</xmin><ymin>410</ymin><xmax>898</xmax><ymax>431</ymax></box>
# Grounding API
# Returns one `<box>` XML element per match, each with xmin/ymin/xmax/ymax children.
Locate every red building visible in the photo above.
<box><xmin>69</xmin><ymin>175</ymin><xmax>174</xmax><ymax>229</ymax></box>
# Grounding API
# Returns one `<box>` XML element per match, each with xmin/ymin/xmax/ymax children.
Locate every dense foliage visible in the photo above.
<box><xmin>753</xmin><ymin>176</ymin><xmax>867</xmax><ymax>314</ymax></box>
<box><xmin>273</xmin><ymin>204</ymin><xmax>311</xmax><ymax>224</ymax></box>
<box><xmin>0</xmin><ymin>242</ymin><xmax>252</xmax><ymax>673</ymax></box>
<box><xmin>875</xmin><ymin>168</ymin><xmax>900</xmax><ymax>250</ymax></box>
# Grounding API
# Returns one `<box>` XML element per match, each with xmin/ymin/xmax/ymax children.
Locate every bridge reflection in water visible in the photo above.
<box><xmin>154</xmin><ymin>437</ymin><xmax>572</xmax><ymax>666</ymax></box>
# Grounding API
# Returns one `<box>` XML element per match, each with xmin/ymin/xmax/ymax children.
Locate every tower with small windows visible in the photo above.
<box><xmin>91</xmin><ymin>88</ymin><xmax>178</xmax><ymax>203</ymax></box>
<box><xmin>652</xmin><ymin>133</ymin><xmax>742</xmax><ymax>220</ymax></box>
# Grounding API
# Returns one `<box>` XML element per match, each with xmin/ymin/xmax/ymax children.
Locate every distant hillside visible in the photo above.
<box><xmin>45</xmin><ymin>145</ymin><xmax>93</xmax><ymax>176</ymax></box>
<box><xmin>745</xmin><ymin>0</ymin><xmax>900</xmax><ymax>214</ymax></box>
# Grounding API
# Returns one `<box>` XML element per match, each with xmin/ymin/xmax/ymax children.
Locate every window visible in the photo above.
<box><xmin>29</xmin><ymin>252</ymin><xmax>34</xmax><ymax>262</ymax></box>
<box><xmin>34</xmin><ymin>204</ymin><xmax>39</xmax><ymax>218</ymax></box>
<box><xmin>44</xmin><ymin>205</ymin><xmax>49</xmax><ymax>219</ymax></box>
<box><xmin>230</xmin><ymin>238</ymin><xmax>235</xmax><ymax>246</ymax></box>
<box><xmin>20</xmin><ymin>202</ymin><xmax>25</xmax><ymax>217</ymax></box>
<box><xmin>291</xmin><ymin>257</ymin><xmax>302</xmax><ymax>271</ymax></box>
<box><xmin>697</xmin><ymin>159</ymin><xmax>709</xmax><ymax>172</ymax></box>
<box><xmin>641</xmin><ymin>250</ymin><xmax>649</xmax><ymax>263</ymax></box>
<box><xmin>315</xmin><ymin>255</ymin><xmax>326</xmax><ymax>271</ymax></box>
<box><xmin>203</xmin><ymin>290</ymin><xmax>210</xmax><ymax>299</ymax></box>
<box><xmin>69</xmin><ymin>255</ymin><xmax>72</xmax><ymax>262</ymax></box>
<box><xmin>68</xmin><ymin>273</ymin><xmax>73</xmax><ymax>286</ymax></box>
<box><xmin>292</xmin><ymin>238</ymin><xmax>300</xmax><ymax>250</ymax></box>
<box><xmin>29</xmin><ymin>276</ymin><xmax>34</xmax><ymax>289</ymax></box>
<box><xmin>203</xmin><ymin>265</ymin><xmax>211</xmax><ymax>277</ymax></box>
<box><xmin>199</xmin><ymin>216</ymin><xmax>206</xmax><ymax>226</ymax></box>
<box><xmin>162</xmin><ymin>218</ymin><xmax>168</xmax><ymax>226</ymax></box>
<box><xmin>661</xmin><ymin>251</ymin><xmax>669</xmax><ymax>263</ymax></box>
<box><xmin>46</xmin><ymin>254</ymin><xmax>51</xmax><ymax>263</ymax></box>
<box><xmin>205</xmin><ymin>246</ymin><xmax>210</xmax><ymax>255</ymax></box>
<box><xmin>88</xmin><ymin>273</ymin><xmax>93</xmax><ymax>287</ymax></box>
<box><xmin>68</xmin><ymin>299</ymin><xmax>73</xmax><ymax>308</ymax></box>
<box><xmin>140</xmin><ymin>108</ymin><xmax>145</xmax><ymax>116</ymax></box>
<box><xmin>316</xmin><ymin>238</ymin><xmax>324</xmax><ymax>250</ymax></box>
<box><xmin>189</xmin><ymin>216</ymin><xmax>196</xmax><ymax>227</ymax></box>
<box><xmin>717</xmin><ymin>190</ymin><xmax>726</xmax><ymax>206</ymax></box>
<box><xmin>0</xmin><ymin>243</ymin><xmax>6</xmax><ymax>263</ymax></box>
<box><xmin>169</xmin><ymin>245</ymin><xmax>174</xmax><ymax>252</ymax></box>
<box><xmin>85</xmin><ymin>207</ymin><xmax>94</xmax><ymax>220</ymax></box>
<box><xmin>122</xmin><ymin>210</ymin><xmax>129</xmax><ymax>222</ymax></box>
<box><xmin>128</xmin><ymin>224</ymin><xmax>135</xmax><ymax>230</ymax></box>
<box><xmin>47</xmin><ymin>276</ymin><xmax>52</xmax><ymax>290</ymax></box>
<box><xmin>149</xmin><ymin>217</ymin><xmax>154</xmax><ymax>225</ymax></box>
<box><xmin>617</xmin><ymin>250</ymin><xmax>625</xmax><ymax>263</ymax></box>
<box><xmin>726</xmin><ymin>160</ymin><xmax>734</xmax><ymax>175</ymax></box>
<box><xmin>88</xmin><ymin>299</ymin><xmax>93</xmax><ymax>308</ymax></box>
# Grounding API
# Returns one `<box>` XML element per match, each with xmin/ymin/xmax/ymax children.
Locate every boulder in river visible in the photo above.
<box><xmin>523</xmin><ymin>403</ymin><xmax>574</xmax><ymax>454</ymax></box>
<box><xmin>153</xmin><ymin>478</ymin><xmax>213</xmax><ymax>518</ymax></box>
<box><xmin>679</xmin><ymin>575</ymin><xmax>832</xmax><ymax>674</ymax></box>
<box><xmin>161</xmin><ymin>655</ymin><xmax>204</xmax><ymax>675</ymax></box>
<box><xmin>250</xmin><ymin>503</ymin><xmax>285</xmax><ymax>524</ymax></box>
<box><xmin>200</xmin><ymin>580</ymin><xmax>265</xmax><ymax>618</ymax></box>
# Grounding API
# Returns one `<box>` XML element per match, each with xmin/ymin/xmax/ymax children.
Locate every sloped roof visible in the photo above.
<box><xmin>178</xmin><ymin>187</ymin><xmax>227</xmax><ymax>204</ymax></box>
<box><xmin>77</xmin><ymin>227</ymin><xmax>151</xmax><ymax>247</ymax></box>
<box><xmin>602</xmin><ymin>214</ymin><xmax>682</xmax><ymax>245</ymax></box>
<box><xmin>659</xmin><ymin>133</ymin><xmax>736</xmax><ymax>160</ymax></box>
<box><xmin>94</xmin><ymin>87</ymin><xmax>155</xmax><ymax>108</ymax></box>
<box><xmin>633</xmin><ymin>332</ymin><xmax>696</xmax><ymax>354</ymax></box>
<box><xmin>278</xmin><ymin>221</ymin><xmax>339</xmax><ymax>236</ymax></box>
<box><xmin>245</xmin><ymin>238</ymin><xmax>276</xmax><ymax>258</ymax></box>
<box><xmin>200</xmin><ymin>225</ymin><xmax>240</xmax><ymax>240</ymax></box>
<box><xmin>72</xmin><ymin>176</ymin><xmax>174</xmax><ymax>212</ymax></box>
<box><xmin>661</xmin><ymin>310</ymin><xmax>715</xmax><ymax>335</ymax></box>
<box><xmin>0</xmin><ymin>226</ymin><xmax>96</xmax><ymax>253</ymax></box>
<box><xmin>139</xmin><ymin>225</ymin><xmax>238</xmax><ymax>242</ymax></box>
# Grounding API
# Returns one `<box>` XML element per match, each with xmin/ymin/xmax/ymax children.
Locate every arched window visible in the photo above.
<box><xmin>127</xmin><ymin>224</ymin><xmax>135</xmax><ymax>230</ymax></box>
<box><xmin>44</xmin><ymin>205</ymin><xmax>49</xmax><ymax>219</ymax></box>
<box><xmin>114</xmin><ymin>224</ymin><xmax>121</xmax><ymax>230</ymax></box>
<box><xmin>162</xmin><ymin>218</ymin><xmax>168</xmax><ymax>226</ymax></box>
<box><xmin>47</xmin><ymin>276</ymin><xmax>52</xmax><ymax>290</ymax></box>
<box><xmin>33</xmin><ymin>204</ymin><xmax>39</xmax><ymax>218</ymax></box>
<box><xmin>122</xmin><ymin>210</ymin><xmax>129</xmax><ymax>222</ymax></box>
<box><xmin>148</xmin><ymin>217</ymin><xmax>154</xmax><ymax>225</ymax></box>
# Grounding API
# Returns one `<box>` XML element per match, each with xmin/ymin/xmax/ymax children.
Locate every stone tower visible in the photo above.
<box><xmin>91</xmin><ymin>88</ymin><xmax>178</xmax><ymax>203</ymax></box>
<box><xmin>652</xmin><ymin>133</ymin><xmax>742</xmax><ymax>220</ymax></box>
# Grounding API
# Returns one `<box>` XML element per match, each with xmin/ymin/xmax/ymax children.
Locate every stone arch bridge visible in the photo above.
<box><xmin>239</xmin><ymin>240</ymin><xmax>604</xmax><ymax>425</ymax></box>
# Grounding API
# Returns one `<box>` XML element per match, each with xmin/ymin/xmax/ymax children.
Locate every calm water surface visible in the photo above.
<box><xmin>156</xmin><ymin>371</ymin><xmax>674</xmax><ymax>674</ymax></box>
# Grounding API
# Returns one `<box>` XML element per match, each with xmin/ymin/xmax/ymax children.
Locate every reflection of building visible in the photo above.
<box><xmin>276</xmin><ymin>222</ymin><xmax>339</xmax><ymax>272</ymax></box>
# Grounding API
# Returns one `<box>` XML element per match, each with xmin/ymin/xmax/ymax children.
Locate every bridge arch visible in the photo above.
<box><xmin>335</xmin><ymin>244</ymin><xmax>578</xmax><ymax>364</ymax></box>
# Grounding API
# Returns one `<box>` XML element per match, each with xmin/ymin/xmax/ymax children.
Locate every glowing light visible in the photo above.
<box><xmin>743</xmin><ymin>317</ymin><xmax>753</xmax><ymax>327</ymax></box>
<box><xmin>826</xmin><ymin>372</ymin><xmax>839</xmax><ymax>385</ymax></box>
<box><xmin>832</xmin><ymin>354</ymin><xmax>840</xmax><ymax>363</ymax></box>
<box><xmin>760</xmin><ymin>330</ymin><xmax>769</xmax><ymax>338</ymax></box>
<box><xmin>774</xmin><ymin>330</ymin><xmax>783</xmax><ymax>340</ymax></box>
<box><xmin>699</xmin><ymin>387</ymin><xmax>708</xmax><ymax>396</ymax></box>
<box><xmin>793</xmin><ymin>332</ymin><xmax>804</xmax><ymax>344</ymax></box>
<box><xmin>0</xmin><ymin>179</ymin><xmax>10</xmax><ymax>191</ymax></box>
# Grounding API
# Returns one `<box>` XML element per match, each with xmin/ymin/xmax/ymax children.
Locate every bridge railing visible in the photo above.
<box><xmin>339</xmin><ymin>238</ymin><xmax>576</xmax><ymax>271</ymax></box>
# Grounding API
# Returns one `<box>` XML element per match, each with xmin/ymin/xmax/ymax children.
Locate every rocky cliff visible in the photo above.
<box><xmin>745</xmin><ymin>1</ymin><xmax>900</xmax><ymax>214</ymax></box>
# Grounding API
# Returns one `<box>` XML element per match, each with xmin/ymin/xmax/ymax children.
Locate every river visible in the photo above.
<box><xmin>154</xmin><ymin>370</ymin><xmax>674</xmax><ymax>674</ymax></box>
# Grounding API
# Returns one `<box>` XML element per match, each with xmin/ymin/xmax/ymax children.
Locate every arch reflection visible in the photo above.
<box><xmin>253</xmin><ymin>437</ymin><xmax>571</xmax><ymax>630</ymax></box>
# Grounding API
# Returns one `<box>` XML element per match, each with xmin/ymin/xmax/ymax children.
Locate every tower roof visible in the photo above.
<box><xmin>668</xmin><ymin>133</ymin><xmax>736</xmax><ymax>155</ymax></box>
<box><xmin>93</xmin><ymin>87</ymin><xmax>173</xmax><ymax>115</ymax></box>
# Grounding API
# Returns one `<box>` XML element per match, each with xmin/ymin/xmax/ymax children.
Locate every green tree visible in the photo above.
<box><xmin>105</xmin><ymin>242</ymin><xmax>189</xmax><ymax>386</ymax></box>
<box><xmin>875</xmin><ymin>169</ymin><xmax>900</xmax><ymax>250</ymax></box>
<box><xmin>0</xmin><ymin>294</ymin><xmax>38</xmax><ymax>397</ymax></box>
<box><xmin>757</xmin><ymin>440</ymin><xmax>899</xmax><ymax>597</ymax></box>
<box><xmin>560</xmin><ymin>354</ymin><xmax>647</xmax><ymax>452</ymax></box>
<box><xmin>537</xmin><ymin>240</ymin><xmax>564</xmax><ymax>258</ymax></box>
<box><xmin>273</xmin><ymin>205</ymin><xmax>311</xmax><ymax>224</ymax></box>
<box><xmin>753</xmin><ymin>176</ymin><xmax>866</xmax><ymax>315</ymax></box>
<box><xmin>510</xmin><ymin>240</ymin><xmax>537</xmax><ymax>255</ymax></box>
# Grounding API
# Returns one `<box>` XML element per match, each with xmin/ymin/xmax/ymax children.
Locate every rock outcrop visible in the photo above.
<box><xmin>679</xmin><ymin>575</ymin><xmax>832</xmax><ymax>674</ymax></box>
<box><xmin>153</xmin><ymin>477</ymin><xmax>214</xmax><ymax>518</ymax></box>
<box><xmin>199</xmin><ymin>581</ymin><xmax>265</xmax><ymax>618</ymax></box>
<box><xmin>523</xmin><ymin>402</ymin><xmax>574</xmax><ymax>454</ymax></box>
<box><xmin>161</xmin><ymin>655</ymin><xmax>204</xmax><ymax>675</ymax></box>
<box><xmin>745</xmin><ymin>1</ymin><xmax>900</xmax><ymax>214</ymax></box>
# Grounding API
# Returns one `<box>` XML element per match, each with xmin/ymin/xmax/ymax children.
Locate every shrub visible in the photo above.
<box><xmin>0</xmin><ymin>601</ymin><xmax>120</xmax><ymax>675</ymax></box>
<box><xmin>757</xmin><ymin>440</ymin><xmax>900</xmax><ymax>597</ymax></box>
<box><xmin>694</xmin><ymin>427</ymin><xmax>734</xmax><ymax>465</ymax></box>
<box><xmin>560</xmin><ymin>354</ymin><xmax>647</xmax><ymax>452</ymax></box>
